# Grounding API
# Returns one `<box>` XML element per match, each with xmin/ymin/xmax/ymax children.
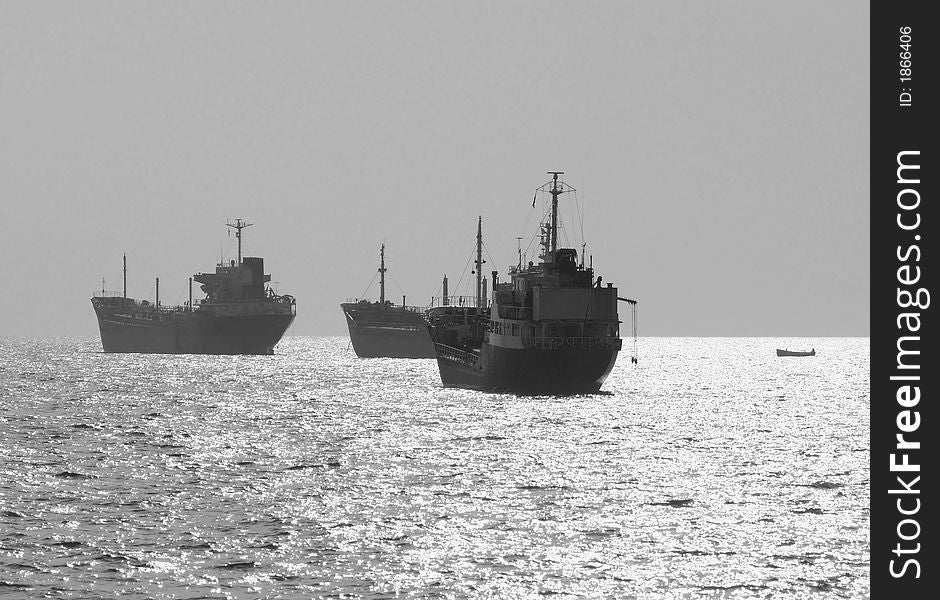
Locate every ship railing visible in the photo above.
<box><xmin>97</xmin><ymin>292</ymin><xmax>294</xmax><ymax>316</ymax></box>
<box><xmin>433</xmin><ymin>342</ymin><xmax>479</xmax><ymax>366</ymax></box>
<box><xmin>343</xmin><ymin>299</ymin><xmax>429</xmax><ymax>313</ymax></box>
<box><xmin>524</xmin><ymin>336</ymin><xmax>622</xmax><ymax>350</ymax></box>
<box><xmin>118</xmin><ymin>303</ymin><xmax>189</xmax><ymax>320</ymax></box>
<box><xmin>426</xmin><ymin>309</ymin><xmax>483</xmax><ymax>328</ymax></box>
<box><xmin>105</xmin><ymin>301</ymin><xmax>296</xmax><ymax>324</ymax></box>
<box><xmin>195</xmin><ymin>302</ymin><xmax>296</xmax><ymax>317</ymax></box>
<box><xmin>157</xmin><ymin>305</ymin><xmax>188</xmax><ymax>314</ymax></box>
<box><xmin>351</xmin><ymin>320</ymin><xmax>425</xmax><ymax>330</ymax></box>
<box><xmin>429</xmin><ymin>295</ymin><xmax>486</xmax><ymax>309</ymax></box>
<box><xmin>118</xmin><ymin>300</ymin><xmax>294</xmax><ymax>318</ymax></box>
<box><xmin>91</xmin><ymin>295</ymin><xmax>137</xmax><ymax>309</ymax></box>
<box><xmin>496</xmin><ymin>305</ymin><xmax>531</xmax><ymax>320</ymax></box>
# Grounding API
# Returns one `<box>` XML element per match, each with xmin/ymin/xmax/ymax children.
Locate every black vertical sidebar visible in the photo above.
<box><xmin>871</xmin><ymin>2</ymin><xmax>935</xmax><ymax>597</ymax></box>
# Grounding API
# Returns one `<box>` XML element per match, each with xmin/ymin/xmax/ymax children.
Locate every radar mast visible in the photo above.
<box><xmin>533</xmin><ymin>172</ymin><xmax>575</xmax><ymax>260</ymax></box>
<box><xmin>226</xmin><ymin>219</ymin><xmax>253</xmax><ymax>266</ymax></box>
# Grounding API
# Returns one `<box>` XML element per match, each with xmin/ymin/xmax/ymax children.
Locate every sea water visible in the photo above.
<box><xmin>0</xmin><ymin>336</ymin><xmax>869</xmax><ymax>599</ymax></box>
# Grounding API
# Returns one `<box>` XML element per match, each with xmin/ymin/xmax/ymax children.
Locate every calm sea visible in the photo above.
<box><xmin>0</xmin><ymin>336</ymin><xmax>869</xmax><ymax>599</ymax></box>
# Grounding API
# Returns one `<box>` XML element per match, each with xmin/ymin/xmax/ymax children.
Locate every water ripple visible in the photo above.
<box><xmin>0</xmin><ymin>336</ymin><xmax>869</xmax><ymax>598</ymax></box>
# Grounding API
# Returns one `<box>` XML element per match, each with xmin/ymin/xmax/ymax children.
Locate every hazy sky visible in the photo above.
<box><xmin>1</xmin><ymin>1</ymin><xmax>869</xmax><ymax>338</ymax></box>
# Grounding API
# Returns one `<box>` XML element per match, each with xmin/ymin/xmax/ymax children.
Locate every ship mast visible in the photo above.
<box><xmin>534</xmin><ymin>172</ymin><xmax>575</xmax><ymax>261</ymax></box>
<box><xmin>123</xmin><ymin>253</ymin><xmax>127</xmax><ymax>300</ymax></box>
<box><xmin>475</xmin><ymin>216</ymin><xmax>484</xmax><ymax>308</ymax></box>
<box><xmin>549</xmin><ymin>171</ymin><xmax>561</xmax><ymax>255</ymax></box>
<box><xmin>378</xmin><ymin>243</ymin><xmax>387</xmax><ymax>309</ymax></box>
<box><xmin>226</xmin><ymin>219</ymin><xmax>253</xmax><ymax>266</ymax></box>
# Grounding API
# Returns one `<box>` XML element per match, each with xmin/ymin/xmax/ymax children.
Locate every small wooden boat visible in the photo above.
<box><xmin>777</xmin><ymin>348</ymin><xmax>815</xmax><ymax>357</ymax></box>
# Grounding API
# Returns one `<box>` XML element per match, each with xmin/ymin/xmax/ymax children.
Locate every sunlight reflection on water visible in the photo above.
<box><xmin>0</xmin><ymin>336</ymin><xmax>869</xmax><ymax>598</ymax></box>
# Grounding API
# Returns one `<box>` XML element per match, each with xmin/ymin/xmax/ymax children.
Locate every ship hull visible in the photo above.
<box><xmin>94</xmin><ymin>309</ymin><xmax>294</xmax><ymax>355</ymax></box>
<box><xmin>776</xmin><ymin>349</ymin><xmax>815</xmax><ymax>357</ymax></box>
<box><xmin>341</xmin><ymin>304</ymin><xmax>435</xmax><ymax>359</ymax></box>
<box><xmin>346</xmin><ymin>322</ymin><xmax>436</xmax><ymax>358</ymax></box>
<box><xmin>435</xmin><ymin>342</ymin><xmax>619</xmax><ymax>394</ymax></box>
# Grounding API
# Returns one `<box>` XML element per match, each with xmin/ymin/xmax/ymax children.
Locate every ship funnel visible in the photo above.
<box><xmin>442</xmin><ymin>274</ymin><xmax>449</xmax><ymax>306</ymax></box>
<box><xmin>243</xmin><ymin>257</ymin><xmax>264</xmax><ymax>283</ymax></box>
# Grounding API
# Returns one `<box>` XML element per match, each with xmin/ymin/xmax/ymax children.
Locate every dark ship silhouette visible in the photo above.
<box><xmin>341</xmin><ymin>244</ymin><xmax>435</xmax><ymax>358</ymax></box>
<box><xmin>91</xmin><ymin>220</ymin><xmax>296</xmax><ymax>354</ymax></box>
<box><xmin>776</xmin><ymin>348</ymin><xmax>815</xmax><ymax>357</ymax></box>
<box><xmin>427</xmin><ymin>172</ymin><xmax>636</xmax><ymax>393</ymax></box>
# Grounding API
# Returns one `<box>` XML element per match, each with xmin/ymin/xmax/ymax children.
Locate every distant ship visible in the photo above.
<box><xmin>91</xmin><ymin>220</ymin><xmax>296</xmax><ymax>354</ymax></box>
<box><xmin>427</xmin><ymin>172</ymin><xmax>636</xmax><ymax>393</ymax></box>
<box><xmin>341</xmin><ymin>244</ymin><xmax>436</xmax><ymax>358</ymax></box>
<box><xmin>777</xmin><ymin>348</ymin><xmax>815</xmax><ymax>357</ymax></box>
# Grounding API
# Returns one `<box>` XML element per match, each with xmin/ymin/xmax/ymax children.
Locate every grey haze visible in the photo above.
<box><xmin>0</xmin><ymin>1</ymin><xmax>869</xmax><ymax>338</ymax></box>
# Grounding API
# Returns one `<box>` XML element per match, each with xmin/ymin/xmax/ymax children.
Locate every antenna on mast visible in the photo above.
<box><xmin>474</xmin><ymin>217</ymin><xmax>485</xmax><ymax>308</ymax></box>
<box><xmin>533</xmin><ymin>171</ymin><xmax>575</xmax><ymax>261</ymax></box>
<box><xmin>548</xmin><ymin>171</ymin><xmax>562</xmax><ymax>255</ymax></box>
<box><xmin>226</xmin><ymin>219</ymin><xmax>253</xmax><ymax>266</ymax></box>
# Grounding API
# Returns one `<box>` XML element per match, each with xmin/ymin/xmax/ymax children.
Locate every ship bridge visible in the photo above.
<box><xmin>195</xmin><ymin>257</ymin><xmax>271</xmax><ymax>303</ymax></box>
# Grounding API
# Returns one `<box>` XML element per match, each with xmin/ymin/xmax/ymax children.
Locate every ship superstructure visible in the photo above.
<box><xmin>427</xmin><ymin>172</ymin><xmax>636</xmax><ymax>393</ymax></box>
<box><xmin>91</xmin><ymin>219</ymin><xmax>296</xmax><ymax>354</ymax></box>
<box><xmin>341</xmin><ymin>244</ymin><xmax>436</xmax><ymax>358</ymax></box>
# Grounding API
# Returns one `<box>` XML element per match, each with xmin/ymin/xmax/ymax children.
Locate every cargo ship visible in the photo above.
<box><xmin>426</xmin><ymin>172</ymin><xmax>636</xmax><ymax>393</ymax></box>
<box><xmin>91</xmin><ymin>219</ymin><xmax>296</xmax><ymax>354</ymax></box>
<box><xmin>341</xmin><ymin>244</ymin><xmax>436</xmax><ymax>358</ymax></box>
